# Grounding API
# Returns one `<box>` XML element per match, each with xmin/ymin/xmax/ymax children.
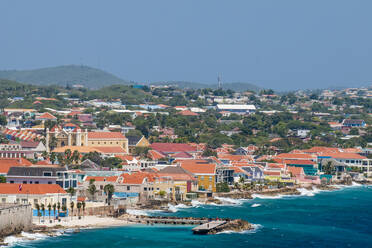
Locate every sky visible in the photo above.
<box><xmin>1</xmin><ymin>0</ymin><xmax>372</xmax><ymax>90</ymax></box>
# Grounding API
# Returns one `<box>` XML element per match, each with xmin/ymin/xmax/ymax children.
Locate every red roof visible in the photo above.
<box><xmin>151</xmin><ymin>143</ymin><xmax>196</xmax><ymax>153</ymax></box>
<box><xmin>275</xmin><ymin>153</ymin><xmax>315</xmax><ymax>160</ymax></box>
<box><xmin>319</xmin><ymin>153</ymin><xmax>366</xmax><ymax>160</ymax></box>
<box><xmin>119</xmin><ymin>172</ymin><xmax>155</xmax><ymax>184</ymax></box>
<box><xmin>85</xmin><ymin>176</ymin><xmax>118</xmax><ymax>182</ymax></box>
<box><xmin>274</xmin><ymin>159</ymin><xmax>316</xmax><ymax>165</ymax></box>
<box><xmin>95</xmin><ymin>146</ymin><xmax>126</xmax><ymax>154</ymax></box>
<box><xmin>0</xmin><ymin>158</ymin><xmax>33</xmax><ymax>174</ymax></box>
<box><xmin>0</xmin><ymin>183</ymin><xmax>66</xmax><ymax>195</ymax></box>
<box><xmin>178</xmin><ymin>110</ymin><xmax>199</xmax><ymax>116</ymax></box>
<box><xmin>264</xmin><ymin>171</ymin><xmax>281</xmax><ymax>176</ymax></box>
<box><xmin>148</xmin><ymin>150</ymin><xmax>166</xmax><ymax>160</ymax></box>
<box><xmin>88</xmin><ymin>132</ymin><xmax>126</xmax><ymax>139</ymax></box>
<box><xmin>181</xmin><ymin>163</ymin><xmax>216</xmax><ymax>175</ymax></box>
<box><xmin>37</xmin><ymin>112</ymin><xmax>57</xmax><ymax>120</ymax></box>
<box><xmin>287</xmin><ymin>166</ymin><xmax>305</xmax><ymax>176</ymax></box>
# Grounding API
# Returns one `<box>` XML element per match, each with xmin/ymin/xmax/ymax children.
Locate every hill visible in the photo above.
<box><xmin>0</xmin><ymin>65</ymin><xmax>129</xmax><ymax>89</ymax></box>
<box><xmin>0</xmin><ymin>65</ymin><xmax>262</xmax><ymax>91</ymax></box>
<box><xmin>151</xmin><ymin>81</ymin><xmax>262</xmax><ymax>92</ymax></box>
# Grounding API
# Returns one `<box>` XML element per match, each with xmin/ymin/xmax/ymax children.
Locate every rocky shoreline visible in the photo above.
<box><xmin>204</xmin><ymin>219</ymin><xmax>253</xmax><ymax>235</ymax></box>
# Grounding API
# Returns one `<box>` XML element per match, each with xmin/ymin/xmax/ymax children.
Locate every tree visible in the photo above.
<box><xmin>0</xmin><ymin>175</ymin><xmax>6</xmax><ymax>183</ymax></box>
<box><xmin>52</xmin><ymin>203</ymin><xmax>57</xmax><ymax>219</ymax></box>
<box><xmin>66</xmin><ymin>187</ymin><xmax>76</xmax><ymax>200</ymax></box>
<box><xmin>349</xmin><ymin>128</ymin><xmax>359</xmax><ymax>135</ymax></box>
<box><xmin>103</xmin><ymin>184</ymin><xmax>115</xmax><ymax>205</ymax></box>
<box><xmin>35</xmin><ymin>203</ymin><xmax>41</xmax><ymax>223</ymax></box>
<box><xmin>216</xmin><ymin>182</ymin><xmax>230</xmax><ymax>192</ymax></box>
<box><xmin>47</xmin><ymin>203</ymin><xmax>52</xmax><ymax>220</ymax></box>
<box><xmin>57</xmin><ymin>202</ymin><xmax>61</xmax><ymax>216</ymax></box>
<box><xmin>70</xmin><ymin>201</ymin><xmax>75</xmax><ymax>219</ymax></box>
<box><xmin>88</xmin><ymin>183</ymin><xmax>98</xmax><ymax>201</ymax></box>
<box><xmin>41</xmin><ymin>203</ymin><xmax>45</xmax><ymax>221</ymax></box>
<box><xmin>72</xmin><ymin>150</ymin><xmax>80</xmax><ymax>164</ymax></box>
<box><xmin>0</xmin><ymin>115</ymin><xmax>7</xmax><ymax>126</ymax></box>
<box><xmin>82</xmin><ymin>201</ymin><xmax>86</xmax><ymax>218</ymax></box>
<box><xmin>50</xmin><ymin>152</ymin><xmax>57</xmax><ymax>164</ymax></box>
<box><xmin>77</xmin><ymin>202</ymin><xmax>82</xmax><ymax>218</ymax></box>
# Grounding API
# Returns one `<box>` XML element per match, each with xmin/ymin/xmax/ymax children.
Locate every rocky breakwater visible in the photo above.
<box><xmin>192</xmin><ymin>219</ymin><xmax>253</xmax><ymax>235</ymax></box>
<box><xmin>254</xmin><ymin>187</ymin><xmax>300</xmax><ymax>196</ymax></box>
<box><xmin>214</xmin><ymin>191</ymin><xmax>253</xmax><ymax>199</ymax></box>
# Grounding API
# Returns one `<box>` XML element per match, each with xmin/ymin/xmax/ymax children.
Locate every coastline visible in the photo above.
<box><xmin>1</xmin><ymin>183</ymin><xmax>370</xmax><ymax>247</ymax></box>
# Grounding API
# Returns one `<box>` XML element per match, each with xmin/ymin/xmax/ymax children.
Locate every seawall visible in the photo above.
<box><xmin>0</xmin><ymin>204</ymin><xmax>32</xmax><ymax>240</ymax></box>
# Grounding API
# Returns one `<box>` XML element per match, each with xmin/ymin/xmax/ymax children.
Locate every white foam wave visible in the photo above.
<box><xmin>217</xmin><ymin>224</ymin><xmax>263</xmax><ymax>235</ymax></box>
<box><xmin>251</xmin><ymin>193</ymin><xmax>285</xmax><ymax>199</ymax></box>
<box><xmin>167</xmin><ymin>203</ymin><xmax>192</xmax><ymax>212</ymax></box>
<box><xmin>214</xmin><ymin>197</ymin><xmax>245</xmax><ymax>205</ymax></box>
<box><xmin>251</xmin><ymin>203</ymin><xmax>261</xmax><ymax>208</ymax></box>
<box><xmin>2</xmin><ymin>231</ymin><xmax>48</xmax><ymax>247</ymax></box>
<box><xmin>126</xmin><ymin>209</ymin><xmax>149</xmax><ymax>216</ymax></box>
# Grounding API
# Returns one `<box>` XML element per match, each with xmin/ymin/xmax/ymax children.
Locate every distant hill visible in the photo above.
<box><xmin>152</xmin><ymin>81</ymin><xmax>262</xmax><ymax>92</ymax></box>
<box><xmin>0</xmin><ymin>65</ymin><xmax>129</xmax><ymax>89</ymax></box>
<box><xmin>0</xmin><ymin>65</ymin><xmax>262</xmax><ymax>91</ymax></box>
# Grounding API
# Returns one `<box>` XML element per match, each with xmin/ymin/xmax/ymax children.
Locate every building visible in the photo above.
<box><xmin>0</xmin><ymin>183</ymin><xmax>70</xmax><ymax>208</ymax></box>
<box><xmin>46</xmin><ymin>124</ymin><xmax>128</xmax><ymax>154</ymax></box>
<box><xmin>6</xmin><ymin>166</ymin><xmax>78</xmax><ymax>189</ymax></box>
<box><xmin>126</xmin><ymin>135</ymin><xmax>150</xmax><ymax>154</ymax></box>
<box><xmin>180</xmin><ymin>162</ymin><xmax>216</xmax><ymax>192</ymax></box>
<box><xmin>342</xmin><ymin>119</ymin><xmax>366</xmax><ymax>128</ymax></box>
<box><xmin>216</xmin><ymin>104</ymin><xmax>256</xmax><ymax>114</ymax></box>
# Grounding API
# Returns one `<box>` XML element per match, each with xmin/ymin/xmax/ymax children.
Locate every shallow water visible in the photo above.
<box><xmin>8</xmin><ymin>186</ymin><xmax>372</xmax><ymax>248</ymax></box>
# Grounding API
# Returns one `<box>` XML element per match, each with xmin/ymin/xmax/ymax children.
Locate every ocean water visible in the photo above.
<box><xmin>8</xmin><ymin>186</ymin><xmax>372</xmax><ymax>248</ymax></box>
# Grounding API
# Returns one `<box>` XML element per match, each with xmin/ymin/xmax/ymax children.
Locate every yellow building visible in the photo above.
<box><xmin>46</xmin><ymin>124</ymin><xmax>128</xmax><ymax>154</ymax></box>
<box><xmin>180</xmin><ymin>163</ymin><xmax>217</xmax><ymax>192</ymax></box>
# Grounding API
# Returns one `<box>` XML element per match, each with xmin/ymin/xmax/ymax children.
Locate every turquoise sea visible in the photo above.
<box><xmin>9</xmin><ymin>186</ymin><xmax>372</xmax><ymax>248</ymax></box>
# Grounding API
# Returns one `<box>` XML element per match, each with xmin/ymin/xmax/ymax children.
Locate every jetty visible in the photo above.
<box><xmin>122</xmin><ymin>215</ymin><xmax>253</xmax><ymax>235</ymax></box>
<box><xmin>126</xmin><ymin>215</ymin><xmax>214</xmax><ymax>225</ymax></box>
<box><xmin>192</xmin><ymin>221</ymin><xmax>226</xmax><ymax>234</ymax></box>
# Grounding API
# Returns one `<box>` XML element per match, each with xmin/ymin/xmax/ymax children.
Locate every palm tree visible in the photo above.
<box><xmin>50</xmin><ymin>152</ymin><xmax>57</xmax><ymax>164</ymax></box>
<box><xmin>88</xmin><ymin>183</ymin><xmax>98</xmax><ymax>201</ymax></box>
<box><xmin>66</xmin><ymin>187</ymin><xmax>76</xmax><ymax>200</ymax></box>
<box><xmin>52</xmin><ymin>203</ymin><xmax>57</xmax><ymax>220</ymax></box>
<box><xmin>103</xmin><ymin>184</ymin><xmax>115</xmax><ymax>206</ymax></box>
<box><xmin>57</xmin><ymin>202</ymin><xmax>61</xmax><ymax>216</ymax></box>
<box><xmin>72</xmin><ymin>150</ymin><xmax>80</xmax><ymax>165</ymax></box>
<box><xmin>35</xmin><ymin>203</ymin><xmax>41</xmax><ymax>223</ymax></box>
<box><xmin>65</xmin><ymin>149</ymin><xmax>73</xmax><ymax>165</ymax></box>
<box><xmin>77</xmin><ymin>202</ymin><xmax>82</xmax><ymax>218</ymax></box>
<box><xmin>82</xmin><ymin>201</ymin><xmax>86</xmax><ymax>218</ymax></box>
<box><xmin>70</xmin><ymin>201</ymin><xmax>75</xmax><ymax>220</ymax></box>
<box><xmin>239</xmin><ymin>176</ymin><xmax>245</xmax><ymax>185</ymax></box>
<box><xmin>47</xmin><ymin>203</ymin><xmax>52</xmax><ymax>221</ymax></box>
<box><xmin>41</xmin><ymin>204</ymin><xmax>45</xmax><ymax>222</ymax></box>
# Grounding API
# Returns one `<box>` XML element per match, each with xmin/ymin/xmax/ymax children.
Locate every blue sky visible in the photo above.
<box><xmin>1</xmin><ymin>0</ymin><xmax>372</xmax><ymax>90</ymax></box>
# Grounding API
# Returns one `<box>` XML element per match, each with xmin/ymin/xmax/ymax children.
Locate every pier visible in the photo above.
<box><xmin>122</xmin><ymin>215</ymin><xmax>252</xmax><ymax>235</ymax></box>
<box><xmin>125</xmin><ymin>215</ymin><xmax>224</xmax><ymax>225</ymax></box>
<box><xmin>192</xmin><ymin>221</ymin><xmax>226</xmax><ymax>234</ymax></box>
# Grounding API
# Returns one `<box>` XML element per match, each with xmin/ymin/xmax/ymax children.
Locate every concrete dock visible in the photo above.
<box><xmin>192</xmin><ymin>221</ymin><xmax>226</xmax><ymax>234</ymax></box>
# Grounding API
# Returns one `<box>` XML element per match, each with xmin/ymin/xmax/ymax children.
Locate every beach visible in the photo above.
<box><xmin>32</xmin><ymin>215</ymin><xmax>130</xmax><ymax>229</ymax></box>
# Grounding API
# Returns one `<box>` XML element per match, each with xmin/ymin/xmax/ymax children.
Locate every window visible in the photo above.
<box><xmin>10</xmin><ymin>181</ymin><xmax>14</xmax><ymax>184</ymax></box>
<box><xmin>43</xmin><ymin>172</ymin><xmax>52</xmax><ymax>177</ymax></box>
<box><xmin>144</xmin><ymin>187</ymin><xmax>147</xmax><ymax>191</ymax></box>
<box><xmin>23</xmin><ymin>181</ymin><xmax>27</xmax><ymax>184</ymax></box>
<box><xmin>2</xmin><ymin>198</ymin><xmax>5</xmax><ymax>203</ymax></box>
<box><xmin>127</xmin><ymin>186</ymin><xmax>130</xmax><ymax>190</ymax></box>
<box><xmin>48</xmin><ymin>181</ymin><xmax>52</xmax><ymax>184</ymax></box>
<box><xmin>35</xmin><ymin>181</ymin><xmax>39</xmax><ymax>184</ymax></box>
<box><xmin>209</xmin><ymin>176</ymin><xmax>212</xmax><ymax>182</ymax></box>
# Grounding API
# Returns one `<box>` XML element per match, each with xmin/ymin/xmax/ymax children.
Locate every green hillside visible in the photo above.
<box><xmin>0</xmin><ymin>65</ymin><xmax>129</xmax><ymax>89</ymax></box>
